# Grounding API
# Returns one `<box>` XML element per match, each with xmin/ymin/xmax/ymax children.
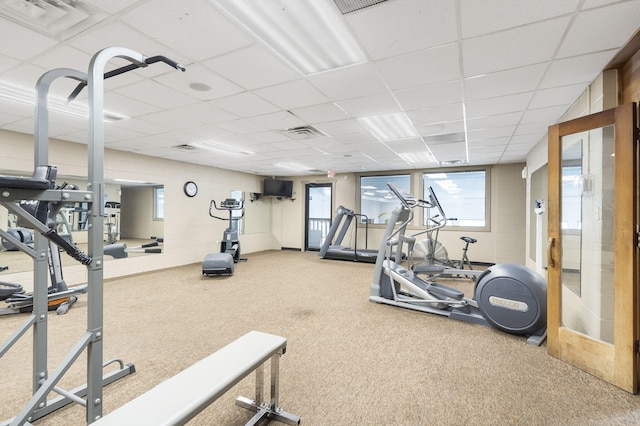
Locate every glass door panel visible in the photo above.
<box><xmin>560</xmin><ymin>127</ymin><xmax>614</xmax><ymax>344</ymax></box>
<box><xmin>305</xmin><ymin>183</ymin><xmax>332</xmax><ymax>251</ymax></box>
<box><xmin>547</xmin><ymin>103</ymin><xmax>638</xmax><ymax>393</ymax></box>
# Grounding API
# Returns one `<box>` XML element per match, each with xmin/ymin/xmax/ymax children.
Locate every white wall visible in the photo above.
<box><xmin>0</xmin><ymin>130</ymin><xmax>275</xmax><ymax>289</ymax></box>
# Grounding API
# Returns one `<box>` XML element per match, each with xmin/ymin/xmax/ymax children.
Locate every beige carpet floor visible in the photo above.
<box><xmin>1</xmin><ymin>250</ymin><xmax>639</xmax><ymax>425</ymax></box>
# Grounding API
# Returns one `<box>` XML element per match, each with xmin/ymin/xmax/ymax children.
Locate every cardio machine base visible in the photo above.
<box><xmin>202</xmin><ymin>252</ymin><xmax>234</xmax><ymax>276</ymax></box>
<box><xmin>372</xmin><ymin>262</ymin><xmax>547</xmax><ymax>346</ymax></box>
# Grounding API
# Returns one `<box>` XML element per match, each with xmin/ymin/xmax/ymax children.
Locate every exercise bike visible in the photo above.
<box><xmin>369</xmin><ymin>183</ymin><xmax>547</xmax><ymax>345</ymax></box>
<box><xmin>408</xmin><ymin>187</ymin><xmax>486</xmax><ymax>280</ymax></box>
<box><xmin>202</xmin><ymin>198</ymin><xmax>247</xmax><ymax>276</ymax></box>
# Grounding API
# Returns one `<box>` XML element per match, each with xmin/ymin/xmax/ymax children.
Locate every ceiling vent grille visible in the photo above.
<box><xmin>333</xmin><ymin>0</ymin><xmax>388</xmax><ymax>14</ymax></box>
<box><xmin>423</xmin><ymin>132</ymin><xmax>466</xmax><ymax>145</ymax></box>
<box><xmin>280</xmin><ymin>126</ymin><xmax>328</xmax><ymax>140</ymax></box>
<box><xmin>0</xmin><ymin>0</ymin><xmax>106</xmax><ymax>40</ymax></box>
<box><xmin>172</xmin><ymin>144</ymin><xmax>201</xmax><ymax>152</ymax></box>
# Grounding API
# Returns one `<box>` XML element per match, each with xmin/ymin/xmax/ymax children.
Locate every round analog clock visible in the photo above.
<box><xmin>183</xmin><ymin>181</ymin><xmax>198</xmax><ymax>197</ymax></box>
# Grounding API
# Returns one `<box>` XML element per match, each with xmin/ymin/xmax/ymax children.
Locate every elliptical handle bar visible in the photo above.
<box><xmin>209</xmin><ymin>199</ymin><xmax>245</xmax><ymax>221</ymax></box>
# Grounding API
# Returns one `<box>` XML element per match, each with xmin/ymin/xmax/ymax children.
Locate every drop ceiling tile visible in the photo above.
<box><xmin>104</xmin><ymin>92</ymin><xmax>160</xmax><ymax>118</ymax></box>
<box><xmin>345</xmin><ymin>0</ymin><xmax>457</xmax><ymax>60</ymax></box>
<box><xmin>209</xmin><ymin>92</ymin><xmax>280</xmax><ymax>118</ymax></box>
<box><xmin>137</xmin><ymin>110</ymin><xmax>203</xmax><ymax>130</ymax></box>
<box><xmin>0</xmin><ymin>63</ymin><xmax>48</xmax><ymax>88</ymax></box>
<box><xmin>468</xmin><ymin>137</ymin><xmax>511</xmax><ymax>147</ymax></box>
<box><xmin>337</xmin><ymin>93</ymin><xmax>400</xmax><ymax>118</ymax></box>
<box><xmin>84</xmin><ymin>0</ymin><xmax>140</xmax><ymax>14</ymax></box>
<box><xmin>462</xmin><ymin>17</ymin><xmax>570</xmax><ymax>76</ymax></box>
<box><xmin>528</xmin><ymin>84</ymin><xmax>586</xmax><ymax>109</ymax></box>
<box><xmin>460</xmin><ymin>0</ymin><xmax>580</xmax><ymax>38</ymax></box>
<box><xmin>509</xmin><ymin>134</ymin><xmax>544</xmax><ymax>146</ymax></box>
<box><xmin>395</xmin><ymin>79</ymin><xmax>463</xmax><ymax>111</ymax></box>
<box><xmin>114</xmin><ymin>80</ymin><xmax>196</xmax><ymax>110</ymax></box>
<box><xmin>307</xmin><ymin>63</ymin><xmax>388</xmax><ymax>100</ymax></box>
<box><xmin>289</xmin><ymin>103</ymin><xmax>350</xmax><ymax>124</ymax></box>
<box><xmin>30</xmin><ymin>45</ymin><xmax>93</xmax><ymax>75</ymax></box>
<box><xmin>202</xmin><ymin>45</ymin><xmax>299</xmax><ymax>90</ymax></box>
<box><xmin>153</xmin><ymin>64</ymin><xmax>242</xmax><ymax>101</ymax></box>
<box><xmin>513</xmin><ymin>122</ymin><xmax>548</xmax><ymax>137</ymax></box>
<box><xmin>385</xmin><ymin>137</ymin><xmax>428</xmax><ymax>153</ymax></box>
<box><xmin>557</xmin><ymin>1</ymin><xmax>640</xmax><ymax>58</ymax></box>
<box><xmin>70</xmin><ymin>20</ymin><xmax>190</xmax><ymax>66</ymax></box>
<box><xmin>314</xmin><ymin>119</ymin><xmax>370</xmax><ymax>137</ymax></box>
<box><xmin>465</xmin><ymin>92</ymin><xmax>533</xmax><ymax>118</ymax></box>
<box><xmin>111</xmin><ymin>117</ymin><xmax>173</xmax><ymax>135</ymax></box>
<box><xmin>539</xmin><ymin>50</ymin><xmax>616</xmax><ymax>88</ymax></box>
<box><xmin>249</xmin><ymin>111</ymin><xmax>306</xmax><ymax>131</ymax></box>
<box><xmin>464</xmin><ymin>63</ymin><xmax>547</xmax><ymax>101</ymax></box>
<box><xmin>406</xmin><ymin>104</ymin><xmax>464</xmax><ymax>127</ymax></box>
<box><xmin>333</xmin><ymin>132</ymin><xmax>382</xmax><ymax>145</ymax></box>
<box><xmin>0</xmin><ymin>17</ymin><xmax>59</xmax><ymax>61</ymax></box>
<box><xmin>184</xmin><ymin>123</ymin><xmax>235</xmax><ymax>139</ymax></box>
<box><xmin>416</xmin><ymin>121</ymin><xmax>465</xmax><ymax>137</ymax></box>
<box><xmin>214</xmin><ymin>118</ymin><xmax>268</xmax><ymax>135</ymax></box>
<box><xmin>173</xmin><ymin>102</ymin><xmax>239</xmax><ymax>124</ymax></box>
<box><xmin>375</xmin><ymin>43</ymin><xmax>460</xmax><ymax>91</ymax></box>
<box><xmin>520</xmin><ymin>105</ymin><xmax>569</xmax><ymax>125</ymax></box>
<box><xmin>233</xmin><ymin>131</ymin><xmax>292</xmax><ymax>145</ymax></box>
<box><xmin>469</xmin><ymin>144</ymin><xmax>505</xmax><ymax>154</ymax></box>
<box><xmin>428</xmin><ymin>142</ymin><xmax>467</xmax><ymax>161</ymax></box>
<box><xmin>119</xmin><ymin>0</ymin><xmax>254</xmax><ymax>61</ymax></box>
<box><xmin>0</xmin><ymin>53</ymin><xmax>20</xmax><ymax>75</ymax></box>
<box><xmin>467</xmin><ymin>112</ymin><xmax>523</xmax><ymax>131</ymax></box>
<box><xmin>467</xmin><ymin>126</ymin><xmax>516</xmax><ymax>141</ymax></box>
<box><xmin>254</xmin><ymin>80</ymin><xmax>329</xmax><ymax>110</ymax></box>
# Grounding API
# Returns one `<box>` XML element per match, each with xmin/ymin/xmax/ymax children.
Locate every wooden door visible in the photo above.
<box><xmin>547</xmin><ymin>103</ymin><xmax>639</xmax><ymax>393</ymax></box>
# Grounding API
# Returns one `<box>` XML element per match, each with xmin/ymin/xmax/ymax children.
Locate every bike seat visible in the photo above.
<box><xmin>460</xmin><ymin>236</ymin><xmax>477</xmax><ymax>244</ymax></box>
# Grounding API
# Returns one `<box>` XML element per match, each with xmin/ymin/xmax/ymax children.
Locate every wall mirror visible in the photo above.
<box><xmin>243</xmin><ymin>191</ymin><xmax>270</xmax><ymax>235</ymax></box>
<box><xmin>0</xmin><ymin>172</ymin><xmax>164</xmax><ymax>273</ymax></box>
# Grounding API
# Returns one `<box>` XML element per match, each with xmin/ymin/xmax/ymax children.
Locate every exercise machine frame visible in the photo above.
<box><xmin>407</xmin><ymin>186</ymin><xmax>485</xmax><ymax>280</ymax></box>
<box><xmin>318</xmin><ymin>205</ymin><xmax>378</xmax><ymax>263</ymax></box>
<box><xmin>370</xmin><ymin>183</ymin><xmax>547</xmax><ymax>346</ymax></box>
<box><xmin>0</xmin><ymin>47</ymin><xmax>185</xmax><ymax>425</ymax></box>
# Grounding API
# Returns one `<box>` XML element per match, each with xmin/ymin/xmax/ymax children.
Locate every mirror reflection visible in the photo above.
<box><xmin>0</xmin><ymin>174</ymin><xmax>164</xmax><ymax>273</ymax></box>
<box><xmin>243</xmin><ymin>191</ymin><xmax>270</xmax><ymax>234</ymax></box>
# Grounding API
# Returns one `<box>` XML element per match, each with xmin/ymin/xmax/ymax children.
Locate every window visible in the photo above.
<box><xmin>360</xmin><ymin>174</ymin><xmax>410</xmax><ymax>224</ymax></box>
<box><xmin>423</xmin><ymin>170</ymin><xmax>487</xmax><ymax>228</ymax></box>
<box><xmin>154</xmin><ymin>186</ymin><xmax>164</xmax><ymax>220</ymax></box>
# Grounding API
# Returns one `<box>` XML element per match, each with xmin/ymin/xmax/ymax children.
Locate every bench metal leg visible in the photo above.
<box><xmin>235</xmin><ymin>352</ymin><xmax>300</xmax><ymax>425</ymax></box>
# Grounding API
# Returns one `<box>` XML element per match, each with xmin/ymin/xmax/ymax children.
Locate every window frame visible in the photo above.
<box><xmin>153</xmin><ymin>186</ymin><xmax>164</xmax><ymax>220</ymax></box>
<box><xmin>422</xmin><ymin>168</ymin><xmax>491</xmax><ymax>232</ymax></box>
<box><xmin>358</xmin><ymin>173</ymin><xmax>412</xmax><ymax>227</ymax></box>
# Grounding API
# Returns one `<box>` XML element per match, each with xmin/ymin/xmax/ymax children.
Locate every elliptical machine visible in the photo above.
<box><xmin>202</xmin><ymin>198</ymin><xmax>247</xmax><ymax>276</ymax></box>
<box><xmin>369</xmin><ymin>183</ymin><xmax>547</xmax><ymax>345</ymax></box>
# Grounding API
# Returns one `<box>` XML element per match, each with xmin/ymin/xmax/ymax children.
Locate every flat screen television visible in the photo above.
<box><xmin>263</xmin><ymin>179</ymin><xmax>293</xmax><ymax>198</ymax></box>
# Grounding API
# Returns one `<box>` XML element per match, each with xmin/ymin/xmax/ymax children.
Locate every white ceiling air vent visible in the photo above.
<box><xmin>333</xmin><ymin>0</ymin><xmax>388</xmax><ymax>14</ymax></box>
<box><xmin>423</xmin><ymin>132</ymin><xmax>466</xmax><ymax>145</ymax></box>
<box><xmin>280</xmin><ymin>126</ymin><xmax>328</xmax><ymax>140</ymax></box>
<box><xmin>172</xmin><ymin>144</ymin><xmax>201</xmax><ymax>152</ymax></box>
<box><xmin>0</xmin><ymin>0</ymin><xmax>107</xmax><ymax>40</ymax></box>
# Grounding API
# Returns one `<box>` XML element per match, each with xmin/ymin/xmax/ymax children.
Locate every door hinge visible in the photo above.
<box><xmin>635</xmin><ymin>340</ymin><xmax>640</xmax><ymax>354</ymax></box>
<box><xmin>636</xmin><ymin>225</ymin><xmax>640</xmax><ymax>249</ymax></box>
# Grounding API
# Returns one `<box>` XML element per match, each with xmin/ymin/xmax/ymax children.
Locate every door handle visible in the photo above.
<box><xmin>547</xmin><ymin>237</ymin><xmax>556</xmax><ymax>268</ymax></box>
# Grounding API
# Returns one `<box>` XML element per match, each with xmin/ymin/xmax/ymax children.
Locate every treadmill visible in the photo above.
<box><xmin>318</xmin><ymin>206</ymin><xmax>379</xmax><ymax>263</ymax></box>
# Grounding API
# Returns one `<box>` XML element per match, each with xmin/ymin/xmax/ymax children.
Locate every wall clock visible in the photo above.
<box><xmin>183</xmin><ymin>181</ymin><xmax>198</xmax><ymax>197</ymax></box>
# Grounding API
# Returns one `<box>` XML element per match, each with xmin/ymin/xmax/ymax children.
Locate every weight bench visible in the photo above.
<box><xmin>93</xmin><ymin>330</ymin><xmax>300</xmax><ymax>426</ymax></box>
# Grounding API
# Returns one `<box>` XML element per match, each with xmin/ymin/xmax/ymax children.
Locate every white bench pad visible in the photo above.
<box><xmin>94</xmin><ymin>331</ymin><xmax>287</xmax><ymax>426</ymax></box>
